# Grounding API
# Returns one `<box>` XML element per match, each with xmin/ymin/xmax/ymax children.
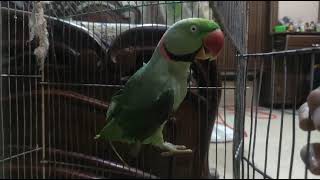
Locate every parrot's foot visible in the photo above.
<box><xmin>160</xmin><ymin>142</ymin><xmax>192</xmax><ymax>157</ymax></box>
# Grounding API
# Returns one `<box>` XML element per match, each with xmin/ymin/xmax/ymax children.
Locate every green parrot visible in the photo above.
<box><xmin>95</xmin><ymin>18</ymin><xmax>224</xmax><ymax>161</ymax></box>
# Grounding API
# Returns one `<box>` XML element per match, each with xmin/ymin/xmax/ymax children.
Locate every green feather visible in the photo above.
<box><xmin>95</xmin><ymin>18</ymin><xmax>221</xmax><ymax>159</ymax></box>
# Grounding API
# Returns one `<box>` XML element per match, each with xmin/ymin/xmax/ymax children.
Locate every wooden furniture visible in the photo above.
<box><xmin>215</xmin><ymin>1</ymin><xmax>271</xmax><ymax>76</ymax></box>
<box><xmin>272</xmin><ymin>33</ymin><xmax>320</xmax><ymax>50</ymax></box>
<box><xmin>260</xmin><ymin>33</ymin><xmax>320</xmax><ymax>107</ymax></box>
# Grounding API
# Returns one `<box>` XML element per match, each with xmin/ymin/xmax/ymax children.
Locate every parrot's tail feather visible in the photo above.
<box><xmin>109</xmin><ymin>141</ymin><xmax>129</xmax><ymax>167</ymax></box>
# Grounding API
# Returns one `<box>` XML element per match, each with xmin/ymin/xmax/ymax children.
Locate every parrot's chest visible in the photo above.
<box><xmin>134</xmin><ymin>74</ymin><xmax>187</xmax><ymax>111</ymax></box>
<box><xmin>170</xmin><ymin>78</ymin><xmax>188</xmax><ymax>110</ymax></box>
<box><xmin>155</xmin><ymin>65</ymin><xmax>189</xmax><ymax>111</ymax></box>
<box><xmin>134</xmin><ymin>58</ymin><xmax>190</xmax><ymax>111</ymax></box>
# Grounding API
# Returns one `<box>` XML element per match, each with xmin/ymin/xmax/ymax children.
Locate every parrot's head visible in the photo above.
<box><xmin>158</xmin><ymin>18</ymin><xmax>224</xmax><ymax>63</ymax></box>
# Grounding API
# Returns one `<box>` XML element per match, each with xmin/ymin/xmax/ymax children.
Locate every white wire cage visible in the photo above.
<box><xmin>0</xmin><ymin>1</ymin><xmax>244</xmax><ymax>179</ymax></box>
<box><xmin>3</xmin><ymin>1</ymin><xmax>319</xmax><ymax>180</ymax></box>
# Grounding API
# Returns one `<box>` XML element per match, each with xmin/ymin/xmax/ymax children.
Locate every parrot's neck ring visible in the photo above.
<box><xmin>159</xmin><ymin>41</ymin><xmax>202</xmax><ymax>62</ymax></box>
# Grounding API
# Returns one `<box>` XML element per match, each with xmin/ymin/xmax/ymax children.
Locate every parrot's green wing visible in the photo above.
<box><xmin>96</xmin><ymin>79</ymin><xmax>174</xmax><ymax>145</ymax></box>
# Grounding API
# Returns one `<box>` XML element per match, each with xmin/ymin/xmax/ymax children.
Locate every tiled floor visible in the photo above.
<box><xmin>209</xmin><ymin>81</ymin><xmax>320</xmax><ymax>179</ymax></box>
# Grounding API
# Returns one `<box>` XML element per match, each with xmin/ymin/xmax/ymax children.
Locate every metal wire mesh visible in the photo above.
<box><xmin>210</xmin><ymin>1</ymin><xmax>248</xmax><ymax>54</ymax></box>
<box><xmin>1</xmin><ymin>1</ymin><xmax>243</xmax><ymax>179</ymax></box>
<box><xmin>4</xmin><ymin>1</ymin><xmax>319</xmax><ymax>179</ymax></box>
<box><xmin>235</xmin><ymin>48</ymin><xmax>320</xmax><ymax>179</ymax></box>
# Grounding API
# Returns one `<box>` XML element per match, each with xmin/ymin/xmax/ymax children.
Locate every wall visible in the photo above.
<box><xmin>278</xmin><ymin>1</ymin><xmax>319</xmax><ymax>23</ymax></box>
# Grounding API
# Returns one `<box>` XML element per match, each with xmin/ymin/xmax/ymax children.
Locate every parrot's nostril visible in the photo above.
<box><xmin>204</xmin><ymin>29</ymin><xmax>224</xmax><ymax>57</ymax></box>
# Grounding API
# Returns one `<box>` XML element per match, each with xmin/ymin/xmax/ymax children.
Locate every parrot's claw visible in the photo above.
<box><xmin>160</xmin><ymin>142</ymin><xmax>193</xmax><ymax>157</ymax></box>
<box><xmin>174</xmin><ymin>145</ymin><xmax>187</xmax><ymax>149</ymax></box>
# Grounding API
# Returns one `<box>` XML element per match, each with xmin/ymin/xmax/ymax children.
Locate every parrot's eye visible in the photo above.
<box><xmin>190</xmin><ymin>25</ymin><xmax>197</xmax><ymax>33</ymax></box>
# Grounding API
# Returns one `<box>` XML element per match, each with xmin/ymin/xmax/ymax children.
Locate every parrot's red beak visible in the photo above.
<box><xmin>204</xmin><ymin>30</ymin><xmax>224</xmax><ymax>58</ymax></box>
<box><xmin>196</xmin><ymin>29</ymin><xmax>224</xmax><ymax>61</ymax></box>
